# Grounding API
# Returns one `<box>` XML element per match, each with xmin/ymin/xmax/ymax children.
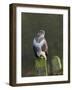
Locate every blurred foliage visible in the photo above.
<box><xmin>48</xmin><ymin>56</ymin><xmax>63</xmax><ymax>75</ymax></box>
<box><xmin>35</xmin><ymin>57</ymin><xmax>46</xmax><ymax>68</ymax></box>
<box><xmin>34</xmin><ymin>56</ymin><xmax>48</xmax><ymax>76</ymax></box>
<box><xmin>33</xmin><ymin>56</ymin><xmax>63</xmax><ymax>76</ymax></box>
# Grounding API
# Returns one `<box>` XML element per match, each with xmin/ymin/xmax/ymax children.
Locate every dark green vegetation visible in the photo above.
<box><xmin>34</xmin><ymin>56</ymin><xmax>48</xmax><ymax>76</ymax></box>
<box><xmin>21</xmin><ymin>13</ymin><xmax>63</xmax><ymax>77</ymax></box>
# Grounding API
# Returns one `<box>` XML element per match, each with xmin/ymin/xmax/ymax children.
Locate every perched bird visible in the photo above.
<box><xmin>33</xmin><ymin>30</ymin><xmax>48</xmax><ymax>60</ymax></box>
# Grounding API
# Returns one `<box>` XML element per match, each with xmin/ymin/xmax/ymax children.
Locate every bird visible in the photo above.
<box><xmin>33</xmin><ymin>30</ymin><xmax>48</xmax><ymax>60</ymax></box>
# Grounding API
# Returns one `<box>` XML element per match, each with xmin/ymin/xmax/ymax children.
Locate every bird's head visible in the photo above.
<box><xmin>36</xmin><ymin>30</ymin><xmax>45</xmax><ymax>39</ymax></box>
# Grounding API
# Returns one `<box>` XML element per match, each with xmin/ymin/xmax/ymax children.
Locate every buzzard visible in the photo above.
<box><xmin>33</xmin><ymin>30</ymin><xmax>48</xmax><ymax>60</ymax></box>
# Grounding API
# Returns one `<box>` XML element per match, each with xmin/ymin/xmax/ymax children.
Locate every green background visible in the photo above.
<box><xmin>21</xmin><ymin>13</ymin><xmax>63</xmax><ymax>77</ymax></box>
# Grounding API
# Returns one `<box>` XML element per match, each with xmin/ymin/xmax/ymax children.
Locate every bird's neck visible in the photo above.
<box><xmin>36</xmin><ymin>36</ymin><xmax>44</xmax><ymax>43</ymax></box>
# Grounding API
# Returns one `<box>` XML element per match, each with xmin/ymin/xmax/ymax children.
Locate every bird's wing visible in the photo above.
<box><xmin>41</xmin><ymin>40</ymin><xmax>48</xmax><ymax>55</ymax></box>
<box><xmin>33</xmin><ymin>45</ymin><xmax>40</xmax><ymax>57</ymax></box>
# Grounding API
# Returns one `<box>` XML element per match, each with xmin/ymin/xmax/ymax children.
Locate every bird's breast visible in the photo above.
<box><xmin>33</xmin><ymin>39</ymin><xmax>45</xmax><ymax>48</ymax></box>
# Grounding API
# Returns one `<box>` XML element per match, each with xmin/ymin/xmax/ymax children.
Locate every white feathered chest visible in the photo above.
<box><xmin>33</xmin><ymin>38</ymin><xmax>47</xmax><ymax>60</ymax></box>
<box><xmin>33</xmin><ymin>38</ymin><xmax>45</xmax><ymax>51</ymax></box>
